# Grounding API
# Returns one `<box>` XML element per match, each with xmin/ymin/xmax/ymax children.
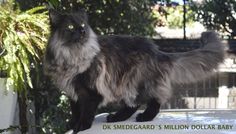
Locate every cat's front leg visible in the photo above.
<box><xmin>67</xmin><ymin>100</ymin><xmax>81</xmax><ymax>131</ymax></box>
<box><xmin>73</xmin><ymin>89</ymin><xmax>102</xmax><ymax>133</ymax></box>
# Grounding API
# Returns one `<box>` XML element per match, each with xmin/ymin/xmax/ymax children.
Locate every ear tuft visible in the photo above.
<box><xmin>81</xmin><ymin>9</ymin><xmax>88</xmax><ymax>22</ymax></box>
<box><xmin>49</xmin><ymin>9</ymin><xmax>62</xmax><ymax>25</ymax></box>
<box><xmin>73</xmin><ymin>9</ymin><xmax>88</xmax><ymax>22</ymax></box>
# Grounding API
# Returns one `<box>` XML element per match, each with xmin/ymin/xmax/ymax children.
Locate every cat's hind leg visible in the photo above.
<box><xmin>107</xmin><ymin>105</ymin><xmax>139</xmax><ymax>122</ymax></box>
<box><xmin>136</xmin><ymin>98</ymin><xmax>160</xmax><ymax>122</ymax></box>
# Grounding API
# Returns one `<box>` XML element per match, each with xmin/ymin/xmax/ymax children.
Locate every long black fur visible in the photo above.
<box><xmin>44</xmin><ymin>10</ymin><xmax>224</xmax><ymax>133</ymax></box>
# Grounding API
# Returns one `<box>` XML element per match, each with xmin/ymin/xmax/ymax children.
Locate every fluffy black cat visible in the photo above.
<box><xmin>44</xmin><ymin>10</ymin><xmax>224</xmax><ymax>133</ymax></box>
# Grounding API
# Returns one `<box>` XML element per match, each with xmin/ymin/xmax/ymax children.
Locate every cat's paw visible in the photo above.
<box><xmin>106</xmin><ymin>113</ymin><xmax>117</xmax><ymax>122</ymax></box>
<box><xmin>136</xmin><ymin>113</ymin><xmax>153</xmax><ymax>122</ymax></box>
<box><xmin>73</xmin><ymin>121</ymin><xmax>92</xmax><ymax>133</ymax></box>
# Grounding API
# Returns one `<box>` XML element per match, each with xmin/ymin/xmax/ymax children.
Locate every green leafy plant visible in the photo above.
<box><xmin>46</xmin><ymin>0</ymin><xmax>157</xmax><ymax>36</ymax></box>
<box><xmin>0</xmin><ymin>3</ymin><xmax>49</xmax><ymax>133</ymax></box>
<box><xmin>153</xmin><ymin>5</ymin><xmax>194</xmax><ymax>29</ymax></box>
<box><xmin>190</xmin><ymin>0</ymin><xmax>236</xmax><ymax>38</ymax></box>
<box><xmin>0</xmin><ymin>3</ymin><xmax>49</xmax><ymax>92</ymax></box>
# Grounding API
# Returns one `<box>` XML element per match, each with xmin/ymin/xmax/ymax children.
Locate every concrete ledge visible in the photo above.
<box><xmin>67</xmin><ymin>109</ymin><xmax>236</xmax><ymax>134</ymax></box>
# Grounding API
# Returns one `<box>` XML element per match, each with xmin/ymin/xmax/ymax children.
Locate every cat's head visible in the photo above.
<box><xmin>48</xmin><ymin>9</ymin><xmax>91</xmax><ymax>46</ymax></box>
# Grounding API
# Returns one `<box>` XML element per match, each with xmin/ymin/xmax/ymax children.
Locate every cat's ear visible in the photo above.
<box><xmin>49</xmin><ymin>9</ymin><xmax>62</xmax><ymax>26</ymax></box>
<box><xmin>80</xmin><ymin>9</ymin><xmax>88</xmax><ymax>22</ymax></box>
<box><xmin>74</xmin><ymin>9</ymin><xmax>88</xmax><ymax>22</ymax></box>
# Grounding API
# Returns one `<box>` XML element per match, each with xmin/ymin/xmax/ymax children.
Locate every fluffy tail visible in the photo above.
<box><xmin>169</xmin><ymin>31</ymin><xmax>225</xmax><ymax>84</ymax></box>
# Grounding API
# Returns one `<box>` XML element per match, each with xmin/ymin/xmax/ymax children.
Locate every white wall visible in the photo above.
<box><xmin>0</xmin><ymin>78</ymin><xmax>18</xmax><ymax>134</ymax></box>
<box><xmin>183</xmin><ymin>97</ymin><xmax>218</xmax><ymax>109</ymax></box>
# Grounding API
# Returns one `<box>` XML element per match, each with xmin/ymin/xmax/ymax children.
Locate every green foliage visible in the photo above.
<box><xmin>47</xmin><ymin>0</ymin><xmax>157</xmax><ymax>36</ymax></box>
<box><xmin>37</xmin><ymin>93</ymin><xmax>71</xmax><ymax>133</ymax></box>
<box><xmin>153</xmin><ymin>5</ymin><xmax>194</xmax><ymax>29</ymax></box>
<box><xmin>15</xmin><ymin>0</ymin><xmax>45</xmax><ymax>11</ymax></box>
<box><xmin>167</xmin><ymin>6</ymin><xmax>194</xmax><ymax>28</ymax></box>
<box><xmin>190</xmin><ymin>0</ymin><xmax>236</xmax><ymax>37</ymax></box>
<box><xmin>0</xmin><ymin>3</ymin><xmax>49</xmax><ymax>92</ymax></box>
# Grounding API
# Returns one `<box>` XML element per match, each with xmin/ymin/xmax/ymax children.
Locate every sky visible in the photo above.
<box><xmin>172</xmin><ymin>0</ymin><xmax>184</xmax><ymax>5</ymax></box>
<box><xmin>171</xmin><ymin>0</ymin><xmax>203</xmax><ymax>5</ymax></box>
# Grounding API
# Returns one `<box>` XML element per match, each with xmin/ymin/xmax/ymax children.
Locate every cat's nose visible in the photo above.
<box><xmin>80</xmin><ymin>29</ymin><xmax>86</xmax><ymax>35</ymax></box>
<box><xmin>76</xmin><ymin>29</ymin><xmax>85</xmax><ymax>37</ymax></box>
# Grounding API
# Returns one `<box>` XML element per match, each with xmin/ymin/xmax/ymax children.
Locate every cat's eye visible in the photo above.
<box><xmin>81</xmin><ymin>23</ymin><xmax>85</xmax><ymax>28</ymax></box>
<box><xmin>68</xmin><ymin>24</ymin><xmax>74</xmax><ymax>30</ymax></box>
<box><xmin>79</xmin><ymin>23</ymin><xmax>86</xmax><ymax>35</ymax></box>
<box><xmin>65</xmin><ymin>23</ymin><xmax>86</xmax><ymax>35</ymax></box>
